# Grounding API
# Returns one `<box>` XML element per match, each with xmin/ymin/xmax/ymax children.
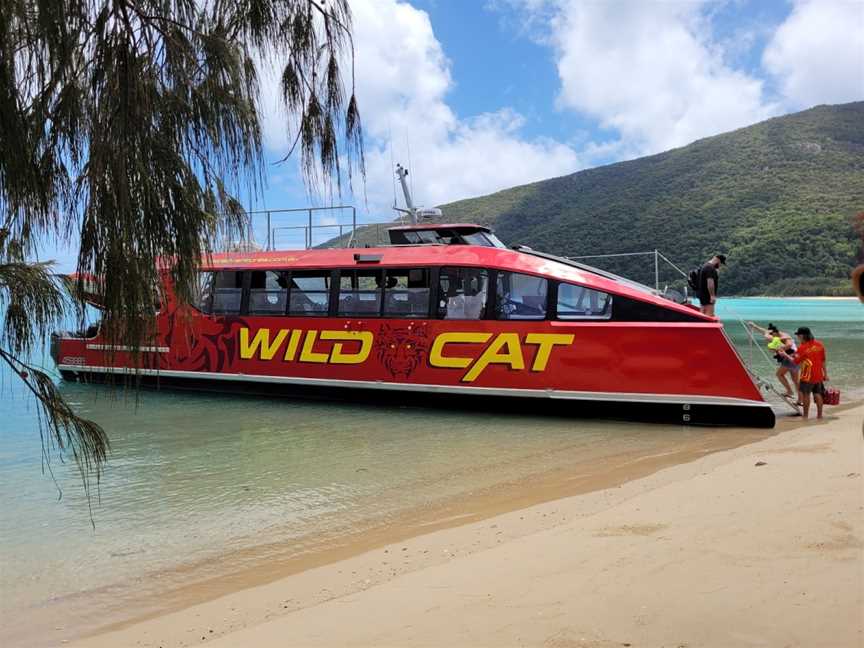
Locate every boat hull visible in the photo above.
<box><xmin>54</xmin><ymin>300</ymin><xmax>775</xmax><ymax>428</ymax></box>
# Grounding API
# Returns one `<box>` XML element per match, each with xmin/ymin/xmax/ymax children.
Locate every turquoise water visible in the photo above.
<box><xmin>0</xmin><ymin>298</ymin><xmax>861</xmax><ymax>645</ymax></box>
<box><xmin>718</xmin><ymin>298</ymin><xmax>863</xmax><ymax>400</ymax></box>
<box><xmin>716</xmin><ymin>296</ymin><xmax>863</xmax><ymax>322</ymax></box>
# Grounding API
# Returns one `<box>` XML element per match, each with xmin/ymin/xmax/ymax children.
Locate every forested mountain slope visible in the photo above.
<box><xmin>339</xmin><ymin>103</ymin><xmax>864</xmax><ymax>295</ymax></box>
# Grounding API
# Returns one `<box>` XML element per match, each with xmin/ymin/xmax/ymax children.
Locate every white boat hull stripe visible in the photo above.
<box><xmin>85</xmin><ymin>344</ymin><xmax>170</xmax><ymax>353</ymax></box>
<box><xmin>57</xmin><ymin>364</ymin><xmax>771</xmax><ymax>408</ymax></box>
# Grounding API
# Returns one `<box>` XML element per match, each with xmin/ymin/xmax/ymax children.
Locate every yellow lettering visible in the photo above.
<box><xmin>321</xmin><ymin>330</ymin><xmax>373</xmax><ymax>364</ymax></box>
<box><xmin>240</xmin><ymin>328</ymin><xmax>288</xmax><ymax>360</ymax></box>
<box><xmin>299</xmin><ymin>330</ymin><xmax>329</xmax><ymax>363</ymax></box>
<box><xmin>283</xmin><ymin>329</ymin><xmax>302</xmax><ymax>361</ymax></box>
<box><xmin>430</xmin><ymin>332</ymin><xmax>492</xmax><ymax>369</ymax></box>
<box><xmin>525</xmin><ymin>333</ymin><xmax>574</xmax><ymax>371</ymax></box>
<box><xmin>462</xmin><ymin>333</ymin><xmax>524</xmax><ymax>383</ymax></box>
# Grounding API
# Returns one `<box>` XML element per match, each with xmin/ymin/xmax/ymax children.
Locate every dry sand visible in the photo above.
<box><xmin>75</xmin><ymin>405</ymin><xmax>864</xmax><ymax>648</ymax></box>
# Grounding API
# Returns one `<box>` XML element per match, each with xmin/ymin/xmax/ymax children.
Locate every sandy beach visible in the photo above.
<box><xmin>69</xmin><ymin>403</ymin><xmax>864</xmax><ymax>648</ymax></box>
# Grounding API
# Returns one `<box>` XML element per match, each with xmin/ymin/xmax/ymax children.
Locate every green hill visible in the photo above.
<box><xmin>339</xmin><ymin>102</ymin><xmax>864</xmax><ymax>296</ymax></box>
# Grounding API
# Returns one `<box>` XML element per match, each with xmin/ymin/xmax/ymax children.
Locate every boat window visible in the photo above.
<box><xmin>211</xmin><ymin>270</ymin><xmax>243</xmax><ymax>315</ymax></box>
<box><xmin>461</xmin><ymin>231</ymin><xmax>507</xmax><ymax>249</ymax></box>
<box><xmin>192</xmin><ymin>272</ymin><xmax>213</xmax><ymax>313</ymax></box>
<box><xmin>400</xmin><ymin>230</ymin><xmax>442</xmax><ymax>245</ymax></box>
<box><xmin>338</xmin><ymin>269</ymin><xmax>382</xmax><ymax>316</ymax></box>
<box><xmin>383</xmin><ymin>268</ymin><xmax>431</xmax><ymax>317</ymax></box>
<box><xmin>153</xmin><ymin>283</ymin><xmax>164</xmax><ymax>313</ymax></box>
<box><xmin>288</xmin><ymin>271</ymin><xmax>331</xmax><ymax>316</ymax></box>
<box><xmin>557</xmin><ymin>283</ymin><xmax>612</xmax><ymax>319</ymax></box>
<box><xmin>193</xmin><ymin>272</ymin><xmax>214</xmax><ymax>313</ymax></box>
<box><xmin>437</xmin><ymin>267</ymin><xmax>489</xmax><ymax>319</ymax></box>
<box><xmin>249</xmin><ymin>270</ymin><xmax>288</xmax><ymax>315</ymax></box>
<box><xmin>496</xmin><ymin>271</ymin><xmax>548</xmax><ymax>320</ymax></box>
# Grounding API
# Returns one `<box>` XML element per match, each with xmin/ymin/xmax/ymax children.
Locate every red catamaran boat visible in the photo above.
<box><xmin>52</xmin><ymin>217</ymin><xmax>775</xmax><ymax>428</ymax></box>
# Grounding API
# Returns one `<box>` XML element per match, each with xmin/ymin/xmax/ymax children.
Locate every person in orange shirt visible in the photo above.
<box><xmin>782</xmin><ymin>326</ymin><xmax>828</xmax><ymax>420</ymax></box>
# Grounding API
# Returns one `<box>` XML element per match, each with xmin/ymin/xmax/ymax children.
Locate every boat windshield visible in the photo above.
<box><xmin>460</xmin><ymin>231</ymin><xmax>507</xmax><ymax>248</ymax></box>
<box><xmin>389</xmin><ymin>226</ymin><xmax>508</xmax><ymax>248</ymax></box>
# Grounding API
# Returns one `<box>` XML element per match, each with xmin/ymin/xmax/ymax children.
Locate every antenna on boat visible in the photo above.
<box><xmin>389</xmin><ymin>126</ymin><xmax>398</xmax><ymax>215</ymax></box>
<box><xmin>393</xmin><ymin>164</ymin><xmax>442</xmax><ymax>225</ymax></box>
<box><xmin>395</xmin><ymin>164</ymin><xmax>416</xmax><ymax>224</ymax></box>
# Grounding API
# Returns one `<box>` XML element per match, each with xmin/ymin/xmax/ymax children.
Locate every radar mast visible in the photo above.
<box><xmin>393</xmin><ymin>164</ymin><xmax>442</xmax><ymax>225</ymax></box>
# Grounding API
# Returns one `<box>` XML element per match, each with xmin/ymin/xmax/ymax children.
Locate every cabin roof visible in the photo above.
<box><xmin>201</xmin><ymin>245</ymin><xmax>708</xmax><ymax>320</ymax></box>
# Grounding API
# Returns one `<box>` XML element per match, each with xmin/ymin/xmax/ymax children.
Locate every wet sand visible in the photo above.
<box><xmin>71</xmin><ymin>403</ymin><xmax>863</xmax><ymax>648</ymax></box>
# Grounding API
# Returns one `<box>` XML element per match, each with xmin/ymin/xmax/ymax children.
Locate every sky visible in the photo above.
<box><xmin>37</xmin><ymin>0</ymin><xmax>864</xmax><ymax>263</ymax></box>
<box><xmin>251</xmin><ymin>0</ymin><xmax>864</xmax><ymax>245</ymax></box>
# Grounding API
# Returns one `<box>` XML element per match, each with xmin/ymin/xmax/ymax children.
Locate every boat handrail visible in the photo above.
<box><xmin>217</xmin><ymin>206</ymin><xmax>361</xmax><ymax>251</ymax></box>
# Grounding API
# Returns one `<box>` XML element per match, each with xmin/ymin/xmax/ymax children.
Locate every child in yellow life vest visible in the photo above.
<box><xmin>748</xmin><ymin>322</ymin><xmax>799</xmax><ymax>400</ymax></box>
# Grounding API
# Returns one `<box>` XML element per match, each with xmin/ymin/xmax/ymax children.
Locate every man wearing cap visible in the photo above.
<box><xmin>698</xmin><ymin>254</ymin><xmax>726</xmax><ymax>317</ymax></box>
<box><xmin>781</xmin><ymin>327</ymin><xmax>828</xmax><ymax>420</ymax></box>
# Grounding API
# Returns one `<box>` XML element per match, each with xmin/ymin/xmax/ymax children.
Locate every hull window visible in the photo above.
<box><xmin>438</xmin><ymin>267</ymin><xmax>489</xmax><ymax>320</ymax></box>
<box><xmin>338</xmin><ymin>269</ymin><xmax>383</xmax><ymax>316</ymax></box>
<box><xmin>556</xmin><ymin>283</ymin><xmax>612</xmax><ymax>319</ymax></box>
<box><xmin>496</xmin><ymin>272</ymin><xmax>548</xmax><ymax>320</ymax></box>
<box><xmin>289</xmin><ymin>272</ymin><xmax>331</xmax><ymax>315</ymax></box>
<box><xmin>383</xmin><ymin>269</ymin><xmax>431</xmax><ymax>318</ymax></box>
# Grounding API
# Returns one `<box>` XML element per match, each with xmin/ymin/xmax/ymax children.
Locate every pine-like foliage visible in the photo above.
<box><xmin>0</xmin><ymin>0</ymin><xmax>363</xmax><ymax>500</ymax></box>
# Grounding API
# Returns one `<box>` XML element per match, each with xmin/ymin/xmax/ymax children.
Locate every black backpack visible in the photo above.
<box><xmin>687</xmin><ymin>267</ymin><xmax>701</xmax><ymax>292</ymax></box>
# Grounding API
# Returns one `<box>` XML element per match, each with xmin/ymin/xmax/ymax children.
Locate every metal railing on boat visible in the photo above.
<box><xmin>567</xmin><ymin>249</ymin><xmax>688</xmax><ymax>293</ymax></box>
<box><xmin>219</xmin><ymin>206</ymin><xmax>361</xmax><ymax>251</ymax></box>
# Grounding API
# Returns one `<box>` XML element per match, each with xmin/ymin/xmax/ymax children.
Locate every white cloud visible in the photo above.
<box><xmin>503</xmin><ymin>0</ymin><xmax>863</xmax><ymax>159</ymax></box>
<box><xmin>259</xmin><ymin>0</ymin><xmax>579</xmax><ymax>215</ymax></box>
<box><xmin>259</xmin><ymin>0</ymin><xmax>864</xmax><ymax>217</ymax></box>
<box><xmin>534</xmin><ymin>0</ymin><xmax>779</xmax><ymax>156</ymax></box>
<box><xmin>257</xmin><ymin>0</ymin><xmax>578</xmax><ymax>213</ymax></box>
<box><xmin>363</xmin><ymin>108</ymin><xmax>578</xmax><ymax>212</ymax></box>
<box><xmin>763</xmin><ymin>0</ymin><xmax>864</xmax><ymax>108</ymax></box>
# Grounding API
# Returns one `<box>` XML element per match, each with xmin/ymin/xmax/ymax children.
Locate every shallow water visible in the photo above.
<box><xmin>718</xmin><ymin>298</ymin><xmax>864</xmax><ymax>400</ymax></box>
<box><xmin>0</xmin><ymin>297</ymin><xmax>861</xmax><ymax>645</ymax></box>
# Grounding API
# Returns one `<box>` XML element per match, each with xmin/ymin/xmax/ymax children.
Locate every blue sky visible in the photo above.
<box><xmin>46</xmin><ymin>0</ymin><xmax>864</xmax><ymax>263</ymax></box>
<box><xmin>249</xmin><ymin>0</ymin><xmax>863</xmax><ymax>249</ymax></box>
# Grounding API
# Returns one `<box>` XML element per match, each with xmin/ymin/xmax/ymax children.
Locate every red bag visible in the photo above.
<box><xmin>824</xmin><ymin>387</ymin><xmax>840</xmax><ymax>405</ymax></box>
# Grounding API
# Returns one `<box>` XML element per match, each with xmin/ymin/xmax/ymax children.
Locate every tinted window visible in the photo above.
<box><xmin>288</xmin><ymin>271</ymin><xmax>331</xmax><ymax>315</ymax></box>
<box><xmin>338</xmin><ymin>269</ymin><xmax>382</xmax><ymax>316</ymax></box>
<box><xmin>496</xmin><ymin>272</ymin><xmax>548</xmax><ymax>320</ymax></box>
<box><xmin>212</xmin><ymin>270</ymin><xmax>243</xmax><ymax>315</ymax></box>
<box><xmin>249</xmin><ymin>270</ymin><xmax>288</xmax><ymax>315</ymax></box>
<box><xmin>383</xmin><ymin>268</ymin><xmax>431</xmax><ymax>317</ymax></box>
<box><xmin>194</xmin><ymin>272</ymin><xmax>214</xmax><ymax>313</ymax></box>
<box><xmin>438</xmin><ymin>267</ymin><xmax>488</xmax><ymax>319</ymax></box>
<box><xmin>557</xmin><ymin>283</ymin><xmax>612</xmax><ymax>319</ymax></box>
<box><xmin>461</xmin><ymin>232</ymin><xmax>506</xmax><ymax>248</ymax></box>
<box><xmin>401</xmin><ymin>230</ymin><xmax>441</xmax><ymax>244</ymax></box>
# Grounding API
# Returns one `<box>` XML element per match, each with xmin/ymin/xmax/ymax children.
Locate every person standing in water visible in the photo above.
<box><xmin>781</xmin><ymin>327</ymin><xmax>828</xmax><ymax>420</ymax></box>
<box><xmin>698</xmin><ymin>254</ymin><xmax>726</xmax><ymax>317</ymax></box>
<box><xmin>748</xmin><ymin>322</ymin><xmax>799</xmax><ymax>400</ymax></box>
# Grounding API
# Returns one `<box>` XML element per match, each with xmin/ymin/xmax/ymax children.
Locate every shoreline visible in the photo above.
<box><xmin>29</xmin><ymin>420</ymin><xmax>779</xmax><ymax>646</ymax></box>
<box><xmin>724</xmin><ymin>295</ymin><xmax>857</xmax><ymax>300</ymax></box>
<box><xmin>67</xmin><ymin>402</ymin><xmax>864</xmax><ymax>648</ymax></box>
